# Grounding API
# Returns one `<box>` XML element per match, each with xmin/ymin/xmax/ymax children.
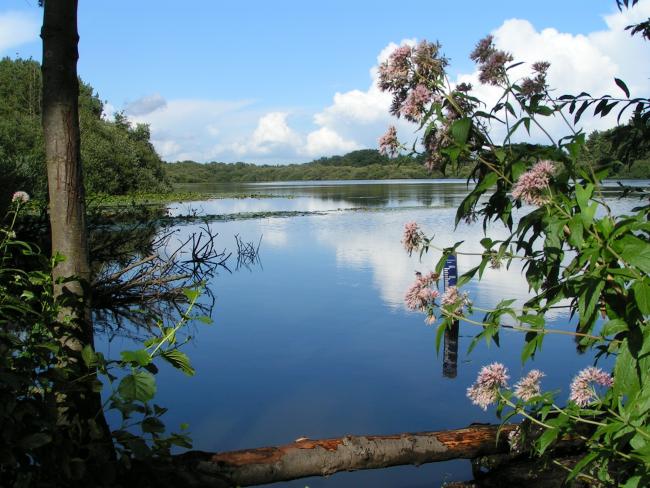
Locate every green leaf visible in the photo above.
<box><xmin>575</xmin><ymin>183</ymin><xmax>593</xmax><ymax>212</ymax></box>
<box><xmin>182</xmin><ymin>288</ymin><xmax>200</xmax><ymax>302</ymax></box>
<box><xmin>120</xmin><ymin>350</ymin><xmax>152</xmax><ymax>367</ymax></box>
<box><xmin>622</xmin><ymin>475</ymin><xmax>641</xmax><ymax>488</ymax></box>
<box><xmin>160</xmin><ymin>350</ymin><xmax>195</xmax><ymax>376</ymax></box>
<box><xmin>535</xmin><ymin>105</ymin><xmax>553</xmax><ymax>116</ymax></box>
<box><xmin>614</xmin><ymin>340</ymin><xmax>640</xmax><ymax>400</ymax></box>
<box><xmin>118</xmin><ymin>371</ymin><xmax>157</xmax><ymax>403</ymax></box>
<box><xmin>521</xmin><ymin>335</ymin><xmax>539</xmax><ymax>363</ymax></box>
<box><xmin>475</xmin><ymin>171</ymin><xmax>498</xmax><ymax>192</ymax></box>
<box><xmin>601</xmin><ymin>318</ymin><xmax>628</xmax><ymax>337</ymax></box>
<box><xmin>567</xmin><ymin>451</ymin><xmax>599</xmax><ymax>481</ymax></box>
<box><xmin>632</xmin><ymin>279</ymin><xmax>650</xmax><ymax>316</ymax></box>
<box><xmin>141</xmin><ymin>416</ymin><xmax>165</xmax><ymax>434</ymax></box>
<box><xmin>81</xmin><ymin>344</ymin><xmax>96</xmax><ymax>367</ymax></box>
<box><xmin>614</xmin><ymin>78</ymin><xmax>630</xmax><ymax>98</ymax></box>
<box><xmin>615</xmin><ymin>235</ymin><xmax>650</xmax><ymax>274</ymax></box>
<box><xmin>536</xmin><ymin>427</ymin><xmax>559</xmax><ymax>454</ymax></box>
<box><xmin>567</xmin><ymin>215</ymin><xmax>584</xmax><ymax>248</ymax></box>
<box><xmin>450</xmin><ymin>118</ymin><xmax>471</xmax><ymax>145</ymax></box>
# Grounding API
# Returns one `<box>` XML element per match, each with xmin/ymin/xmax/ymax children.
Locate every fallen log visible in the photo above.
<box><xmin>169</xmin><ymin>424</ymin><xmax>519</xmax><ymax>487</ymax></box>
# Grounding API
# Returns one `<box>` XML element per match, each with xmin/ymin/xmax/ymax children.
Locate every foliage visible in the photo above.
<box><xmin>580</xmin><ymin>119</ymin><xmax>650</xmax><ymax>179</ymax></box>
<box><xmin>164</xmin><ymin>149</ymin><xmax>450</xmax><ymax>183</ymax></box>
<box><xmin>0</xmin><ymin>57</ymin><xmax>169</xmax><ymax>213</ymax></box>
<box><xmin>380</xmin><ymin>6</ymin><xmax>650</xmax><ymax>484</ymax></box>
<box><xmin>0</xmin><ymin>199</ymin><xmax>204</xmax><ymax>487</ymax></box>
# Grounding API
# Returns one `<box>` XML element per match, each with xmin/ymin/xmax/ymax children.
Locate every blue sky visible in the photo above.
<box><xmin>1</xmin><ymin>1</ymin><xmax>649</xmax><ymax>163</ymax></box>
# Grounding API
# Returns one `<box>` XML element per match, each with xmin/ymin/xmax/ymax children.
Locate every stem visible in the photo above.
<box><xmin>443</xmin><ymin>310</ymin><xmax>609</xmax><ymax>342</ymax></box>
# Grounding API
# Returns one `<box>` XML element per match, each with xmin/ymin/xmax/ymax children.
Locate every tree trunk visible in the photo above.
<box><xmin>42</xmin><ymin>1</ymin><xmax>88</xmax><ymax>315</ymax></box>
<box><xmin>166</xmin><ymin>424</ymin><xmax>520</xmax><ymax>487</ymax></box>
<box><xmin>41</xmin><ymin>0</ymin><xmax>114</xmax><ymax>472</ymax></box>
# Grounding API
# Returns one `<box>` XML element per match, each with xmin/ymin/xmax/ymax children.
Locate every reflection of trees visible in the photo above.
<box><xmin>244</xmin><ymin>182</ymin><xmax>472</xmax><ymax>209</ymax></box>
<box><xmin>16</xmin><ymin>204</ymin><xmax>259</xmax><ymax>340</ymax></box>
<box><xmin>91</xmin><ymin>219</ymin><xmax>232</xmax><ymax>337</ymax></box>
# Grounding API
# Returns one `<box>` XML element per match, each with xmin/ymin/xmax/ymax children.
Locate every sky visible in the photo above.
<box><xmin>1</xmin><ymin>0</ymin><xmax>649</xmax><ymax>164</ymax></box>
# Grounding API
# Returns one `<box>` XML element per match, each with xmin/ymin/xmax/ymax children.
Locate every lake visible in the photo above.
<box><xmin>102</xmin><ymin>179</ymin><xmax>648</xmax><ymax>487</ymax></box>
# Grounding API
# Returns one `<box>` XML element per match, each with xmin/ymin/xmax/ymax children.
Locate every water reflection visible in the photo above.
<box><xmin>170</xmin><ymin>179</ymin><xmax>473</xmax><ymax>216</ymax></box>
<box><xmin>100</xmin><ymin>179</ymin><xmax>649</xmax><ymax>488</ymax></box>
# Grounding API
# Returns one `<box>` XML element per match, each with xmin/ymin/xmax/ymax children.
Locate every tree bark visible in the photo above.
<box><xmin>167</xmin><ymin>424</ymin><xmax>520</xmax><ymax>487</ymax></box>
<box><xmin>41</xmin><ymin>0</ymin><xmax>114</xmax><ymax>470</ymax></box>
<box><xmin>42</xmin><ymin>0</ymin><xmax>88</xmax><ymax>302</ymax></box>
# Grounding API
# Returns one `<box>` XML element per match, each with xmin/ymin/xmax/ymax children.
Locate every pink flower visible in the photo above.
<box><xmin>511</xmin><ymin>160</ymin><xmax>556</xmax><ymax>206</ymax></box>
<box><xmin>440</xmin><ymin>286</ymin><xmax>471</xmax><ymax>314</ymax></box>
<box><xmin>11</xmin><ymin>191</ymin><xmax>30</xmax><ymax>203</ymax></box>
<box><xmin>508</xmin><ymin>427</ymin><xmax>524</xmax><ymax>453</ymax></box>
<box><xmin>379</xmin><ymin>126</ymin><xmax>400</xmax><ymax>158</ymax></box>
<box><xmin>404</xmin><ymin>271</ymin><xmax>439</xmax><ymax>311</ymax></box>
<box><xmin>514</xmin><ymin>370</ymin><xmax>545</xmax><ymax>401</ymax></box>
<box><xmin>412</xmin><ymin>40</ymin><xmax>447</xmax><ymax>80</ymax></box>
<box><xmin>401</xmin><ymin>221</ymin><xmax>422</xmax><ymax>255</ymax></box>
<box><xmin>478</xmin><ymin>50</ymin><xmax>514</xmax><ymax>86</ymax></box>
<box><xmin>470</xmin><ymin>36</ymin><xmax>513</xmax><ymax>86</ymax></box>
<box><xmin>569</xmin><ymin>367</ymin><xmax>613</xmax><ymax>407</ymax></box>
<box><xmin>520</xmin><ymin>61</ymin><xmax>551</xmax><ymax>98</ymax></box>
<box><xmin>470</xmin><ymin>36</ymin><xmax>496</xmax><ymax>64</ymax></box>
<box><xmin>378</xmin><ymin>45</ymin><xmax>412</xmax><ymax>91</ymax></box>
<box><xmin>467</xmin><ymin>362</ymin><xmax>509</xmax><ymax>410</ymax></box>
<box><xmin>401</xmin><ymin>84</ymin><xmax>433</xmax><ymax>122</ymax></box>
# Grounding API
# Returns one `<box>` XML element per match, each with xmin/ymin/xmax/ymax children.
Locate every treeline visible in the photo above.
<box><xmin>166</xmin><ymin>128</ymin><xmax>649</xmax><ymax>185</ymax></box>
<box><xmin>0</xmin><ymin>57</ymin><xmax>169</xmax><ymax>211</ymax></box>
<box><xmin>165</xmin><ymin>150</ymin><xmax>451</xmax><ymax>183</ymax></box>
<box><xmin>578</xmin><ymin>119</ymin><xmax>650</xmax><ymax>178</ymax></box>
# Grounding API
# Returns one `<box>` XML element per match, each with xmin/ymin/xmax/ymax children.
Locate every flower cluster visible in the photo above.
<box><xmin>404</xmin><ymin>271</ymin><xmax>439</xmax><ymax>312</ymax></box>
<box><xmin>466</xmin><ymin>362</ymin><xmax>510</xmax><ymax>410</ymax></box>
<box><xmin>514</xmin><ymin>370</ymin><xmax>545</xmax><ymax>401</ymax></box>
<box><xmin>11</xmin><ymin>191</ymin><xmax>30</xmax><ymax>204</ymax></box>
<box><xmin>422</xmin><ymin>121</ymin><xmax>453</xmax><ymax>171</ymax></box>
<box><xmin>378</xmin><ymin>40</ymin><xmax>448</xmax><ymax>123</ymax></box>
<box><xmin>440</xmin><ymin>286</ymin><xmax>471</xmax><ymax>315</ymax></box>
<box><xmin>569</xmin><ymin>367</ymin><xmax>613</xmax><ymax>407</ymax></box>
<box><xmin>401</xmin><ymin>84</ymin><xmax>433</xmax><ymax>122</ymax></box>
<box><xmin>470</xmin><ymin>35</ymin><xmax>513</xmax><ymax>86</ymax></box>
<box><xmin>520</xmin><ymin>61</ymin><xmax>551</xmax><ymax>98</ymax></box>
<box><xmin>511</xmin><ymin>160</ymin><xmax>556</xmax><ymax>206</ymax></box>
<box><xmin>507</xmin><ymin>426</ymin><xmax>524</xmax><ymax>453</ymax></box>
<box><xmin>378</xmin><ymin>45</ymin><xmax>412</xmax><ymax>92</ymax></box>
<box><xmin>379</xmin><ymin>126</ymin><xmax>400</xmax><ymax>158</ymax></box>
<box><xmin>401</xmin><ymin>221</ymin><xmax>423</xmax><ymax>255</ymax></box>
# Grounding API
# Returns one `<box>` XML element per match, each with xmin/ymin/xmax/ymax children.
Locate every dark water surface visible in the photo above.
<box><xmin>103</xmin><ymin>179</ymin><xmax>649</xmax><ymax>487</ymax></box>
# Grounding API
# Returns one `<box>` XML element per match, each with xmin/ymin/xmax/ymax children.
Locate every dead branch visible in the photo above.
<box><xmin>168</xmin><ymin>424</ymin><xmax>520</xmax><ymax>487</ymax></box>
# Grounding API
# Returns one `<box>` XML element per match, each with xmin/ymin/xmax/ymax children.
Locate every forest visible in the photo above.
<box><xmin>0</xmin><ymin>57</ymin><xmax>169</xmax><ymax>212</ymax></box>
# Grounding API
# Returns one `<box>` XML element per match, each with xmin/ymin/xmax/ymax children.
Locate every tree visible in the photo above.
<box><xmin>40</xmin><ymin>0</ymin><xmax>114</xmax><ymax>476</ymax></box>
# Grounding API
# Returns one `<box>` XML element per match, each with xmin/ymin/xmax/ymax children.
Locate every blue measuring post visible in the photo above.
<box><xmin>443</xmin><ymin>253</ymin><xmax>458</xmax><ymax>289</ymax></box>
<box><xmin>442</xmin><ymin>252</ymin><xmax>459</xmax><ymax>379</ymax></box>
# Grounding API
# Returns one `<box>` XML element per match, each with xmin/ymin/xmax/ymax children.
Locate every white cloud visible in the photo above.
<box><xmin>127</xmin><ymin>98</ymin><xmax>254</xmax><ymax>161</ymax></box>
<box><xmin>0</xmin><ymin>11</ymin><xmax>39</xmax><ymax>55</ymax></box>
<box><xmin>232</xmin><ymin>112</ymin><xmax>302</xmax><ymax>156</ymax></box>
<box><xmin>101</xmin><ymin>102</ymin><xmax>116</xmax><ymax>121</ymax></box>
<box><xmin>123</xmin><ymin>3</ymin><xmax>649</xmax><ymax>163</ymax></box>
<box><xmin>125</xmin><ymin>93</ymin><xmax>167</xmax><ymax>116</ymax></box>
<box><xmin>455</xmin><ymin>3</ymin><xmax>650</xmax><ymax>142</ymax></box>
<box><xmin>304</xmin><ymin>127</ymin><xmax>358</xmax><ymax>156</ymax></box>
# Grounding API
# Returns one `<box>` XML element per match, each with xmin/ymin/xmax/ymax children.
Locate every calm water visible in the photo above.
<box><xmin>103</xmin><ymin>179</ymin><xmax>648</xmax><ymax>487</ymax></box>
